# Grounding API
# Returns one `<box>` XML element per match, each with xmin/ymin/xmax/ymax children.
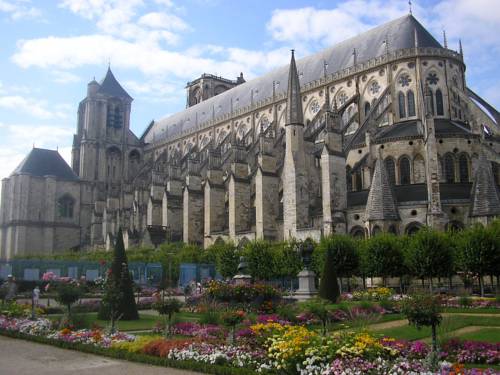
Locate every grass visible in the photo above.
<box><xmin>443</xmin><ymin>307</ymin><xmax>500</xmax><ymax>314</ymax></box>
<box><xmin>457</xmin><ymin>327</ymin><xmax>500</xmax><ymax>343</ymax></box>
<box><xmin>371</xmin><ymin>315</ymin><xmax>500</xmax><ymax>341</ymax></box>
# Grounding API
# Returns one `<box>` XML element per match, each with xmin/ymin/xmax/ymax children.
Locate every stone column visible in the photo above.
<box><xmin>183</xmin><ymin>174</ymin><xmax>204</xmax><ymax>245</ymax></box>
<box><xmin>204</xmin><ymin>169</ymin><xmax>225</xmax><ymax>240</ymax></box>
<box><xmin>228</xmin><ymin>161</ymin><xmax>250</xmax><ymax>239</ymax></box>
<box><xmin>255</xmin><ymin>153</ymin><xmax>279</xmax><ymax>240</ymax></box>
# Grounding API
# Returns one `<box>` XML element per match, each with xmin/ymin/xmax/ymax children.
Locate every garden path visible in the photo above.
<box><xmin>420</xmin><ymin>326</ymin><xmax>500</xmax><ymax>344</ymax></box>
<box><xmin>0</xmin><ymin>336</ymin><xmax>202</xmax><ymax>375</ymax></box>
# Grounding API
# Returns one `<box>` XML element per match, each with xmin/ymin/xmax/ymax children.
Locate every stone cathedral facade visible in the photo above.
<box><xmin>1</xmin><ymin>15</ymin><xmax>500</xmax><ymax>259</ymax></box>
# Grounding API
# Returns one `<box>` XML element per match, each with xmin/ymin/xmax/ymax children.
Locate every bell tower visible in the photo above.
<box><xmin>72</xmin><ymin>67</ymin><xmax>133</xmax><ymax>184</ymax></box>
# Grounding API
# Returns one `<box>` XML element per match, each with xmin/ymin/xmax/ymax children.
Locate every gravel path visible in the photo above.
<box><xmin>0</xmin><ymin>335</ymin><xmax>202</xmax><ymax>375</ymax></box>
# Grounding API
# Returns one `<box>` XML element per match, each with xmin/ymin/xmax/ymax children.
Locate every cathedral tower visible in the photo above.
<box><xmin>73</xmin><ymin>68</ymin><xmax>133</xmax><ymax>184</ymax></box>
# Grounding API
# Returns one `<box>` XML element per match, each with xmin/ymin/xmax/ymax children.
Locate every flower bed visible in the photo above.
<box><xmin>1</xmin><ymin>312</ymin><xmax>499</xmax><ymax>374</ymax></box>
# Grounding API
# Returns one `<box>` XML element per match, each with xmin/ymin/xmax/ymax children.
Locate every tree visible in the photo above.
<box><xmin>243</xmin><ymin>240</ymin><xmax>277</xmax><ymax>281</ymax></box>
<box><xmin>365</xmin><ymin>233</ymin><xmax>405</xmax><ymax>286</ymax></box>
<box><xmin>98</xmin><ymin>228</ymin><xmax>139</xmax><ymax>320</ymax></box>
<box><xmin>54</xmin><ymin>281</ymin><xmax>83</xmax><ymax>318</ymax></box>
<box><xmin>315</xmin><ymin>235</ymin><xmax>359</xmax><ymax>291</ymax></box>
<box><xmin>402</xmin><ymin>294</ymin><xmax>442</xmax><ymax>361</ymax></box>
<box><xmin>101</xmin><ymin>268</ymin><xmax>124</xmax><ymax>333</ymax></box>
<box><xmin>456</xmin><ymin>224</ymin><xmax>499</xmax><ymax>296</ymax></box>
<box><xmin>215</xmin><ymin>242</ymin><xmax>240</xmax><ymax>279</ymax></box>
<box><xmin>303</xmin><ymin>298</ymin><xmax>332</xmax><ymax>335</ymax></box>
<box><xmin>152</xmin><ymin>297</ymin><xmax>183</xmax><ymax>337</ymax></box>
<box><xmin>274</xmin><ymin>240</ymin><xmax>302</xmax><ymax>281</ymax></box>
<box><xmin>406</xmin><ymin>228</ymin><xmax>454</xmax><ymax>292</ymax></box>
<box><xmin>319</xmin><ymin>247</ymin><xmax>341</xmax><ymax>303</ymax></box>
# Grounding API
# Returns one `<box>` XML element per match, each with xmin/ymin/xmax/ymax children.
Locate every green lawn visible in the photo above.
<box><xmin>371</xmin><ymin>315</ymin><xmax>500</xmax><ymax>341</ymax></box>
<box><xmin>443</xmin><ymin>307</ymin><xmax>500</xmax><ymax>314</ymax></box>
<box><xmin>457</xmin><ymin>328</ymin><xmax>500</xmax><ymax>343</ymax></box>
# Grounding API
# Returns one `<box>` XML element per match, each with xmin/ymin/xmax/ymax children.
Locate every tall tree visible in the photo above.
<box><xmin>365</xmin><ymin>233</ymin><xmax>405</xmax><ymax>286</ymax></box>
<box><xmin>406</xmin><ymin>228</ymin><xmax>453</xmax><ymax>291</ymax></box>
<box><xmin>314</xmin><ymin>235</ymin><xmax>359</xmax><ymax>291</ymax></box>
<box><xmin>99</xmin><ymin>228</ymin><xmax>139</xmax><ymax>320</ymax></box>
<box><xmin>319</xmin><ymin>248</ymin><xmax>341</xmax><ymax>303</ymax></box>
<box><xmin>456</xmin><ymin>224</ymin><xmax>499</xmax><ymax>296</ymax></box>
<box><xmin>243</xmin><ymin>240</ymin><xmax>277</xmax><ymax>281</ymax></box>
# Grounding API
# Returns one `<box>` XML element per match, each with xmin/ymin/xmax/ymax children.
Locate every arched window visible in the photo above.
<box><xmin>388</xmin><ymin>225</ymin><xmax>398</xmax><ymax>235</ymax></box>
<box><xmin>350</xmin><ymin>226</ymin><xmax>365</xmax><ymax>239</ymax></box>
<box><xmin>346</xmin><ymin>166</ymin><xmax>353</xmax><ymax>192</ymax></box>
<box><xmin>384</xmin><ymin>158</ymin><xmax>396</xmax><ymax>186</ymax></box>
<box><xmin>398</xmin><ymin>92</ymin><xmax>406</xmax><ymax>118</ymax></box>
<box><xmin>413</xmin><ymin>154</ymin><xmax>426</xmax><ymax>183</ymax></box>
<box><xmin>355</xmin><ymin>169</ymin><xmax>363</xmax><ymax>191</ymax></box>
<box><xmin>458</xmin><ymin>154</ymin><xmax>469</xmax><ymax>182</ymax></box>
<box><xmin>444</xmin><ymin>153</ymin><xmax>455</xmax><ymax>183</ymax></box>
<box><xmin>58</xmin><ymin>195</ymin><xmax>74</xmax><ymax>218</ymax></box>
<box><xmin>114</xmin><ymin>107</ymin><xmax>122</xmax><ymax>128</ymax></box>
<box><xmin>435</xmin><ymin>89</ymin><xmax>444</xmax><ymax>116</ymax></box>
<box><xmin>407</xmin><ymin>90</ymin><xmax>416</xmax><ymax>117</ymax></box>
<box><xmin>364</xmin><ymin>102</ymin><xmax>371</xmax><ymax>117</ymax></box>
<box><xmin>372</xmin><ymin>226</ymin><xmax>381</xmax><ymax>236</ymax></box>
<box><xmin>406</xmin><ymin>222</ymin><xmax>422</xmax><ymax>235</ymax></box>
<box><xmin>399</xmin><ymin>156</ymin><xmax>411</xmax><ymax>185</ymax></box>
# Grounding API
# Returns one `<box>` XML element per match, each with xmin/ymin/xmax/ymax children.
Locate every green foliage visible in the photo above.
<box><xmin>303</xmin><ymin>298</ymin><xmax>331</xmax><ymax>335</ymax></box>
<box><xmin>243</xmin><ymin>240</ymin><xmax>277</xmax><ymax>281</ymax></box>
<box><xmin>273</xmin><ymin>240</ymin><xmax>302</xmax><ymax>279</ymax></box>
<box><xmin>54</xmin><ymin>282</ymin><xmax>83</xmax><ymax>316</ymax></box>
<box><xmin>314</xmin><ymin>235</ymin><xmax>359</xmax><ymax>278</ymax></box>
<box><xmin>152</xmin><ymin>297</ymin><xmax>183</xmax><ymax>336</ymax></box>
<box><xmin>199</xmin><ymin>310</ymin><xmax>221</xmax><ymax>325</ymax></box>
<box><xmin>318</xmin><ymin>247</ymin><xmax>340</xmax><ymax>303</ymax></box>
<box><xmin>406</xmin><ymin>228</ymin><xmax>454</xmax><ymax>281</ymax></box>
<box><xmin>99</xmin><ymin>228</ymin><xmax>138</xmax><ymax>321</ymax></box>
<box><xmin>364</xmin><ymin>233</ymin><xmax>405</xmax><ymax>283</ymax></box>
<box><xmin>213</xmin><ymin>241</ymin><xmax>240</xmax><ymax>279</ymax></box>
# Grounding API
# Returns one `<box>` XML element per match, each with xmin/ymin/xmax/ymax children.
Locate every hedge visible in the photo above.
<box><xmin>0</xmin><ymin>330</ymin><xmax>265</xmax><ymax>375</ymax></box>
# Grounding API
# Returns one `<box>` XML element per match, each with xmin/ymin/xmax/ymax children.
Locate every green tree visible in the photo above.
<box><xmin>153</xmin><ymin>297</ymin><xmax>183</xmax><ymax>337</ymax></box>
<box><xmin>243</xmin><ymin>240</ymin><xmax>277</xmax><ymax>280</ymax></box>
<box><xmin>101</xmin><ymin>269</ymin><xmax>123</xmax><ymax>333</ymax></box>
<box><xmin>215</xmin><ymin>241</ymin><xmax>240</xmax><ymax>279</ymax></box>
<box><xmin>406</xmin><ymin>228</ymin><xmax>454</xmax><ymax>292</ymax></box>
<box><xmin>54</xmin><ymin>281</ymin><xmax>83</xmax><ymax>318</ymax></box>
<box><xmin>99</xmin><ymin>228</ymin><xmax>139</xmax><ymax>320</ymax></box>
<box><xmin>402</xmin><ymin>294</ymin><xmax>442</xmax><ymax>358</ymax></box>
<box><xmin>456</xmin><ymin>224</ymin><xmax>499</xmax><ymax>296</ymax></box>
<box><xmin>274</xmin><ymin>240</ymin><xmax>302</xmax><ymax>280</ymax></box>
<box><xmin>314</xmin><ymin>235</ymin><xmax>359</xmax><ymax>291</ymax></box>
<box><xmin>319</xmin><ymin>247</ymin><xmax>341</xmax><ymax>303</ymax></box>
<box><xmin>365</xmin><ymin>233</ymin><xmax>405</xmax><ymax>286</ymax></box>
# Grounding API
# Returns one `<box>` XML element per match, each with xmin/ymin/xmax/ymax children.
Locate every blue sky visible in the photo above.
<box><xmin>0</xmin><ymin>0</ymin><xmax>499</xmax><ymax>179</ymax></box>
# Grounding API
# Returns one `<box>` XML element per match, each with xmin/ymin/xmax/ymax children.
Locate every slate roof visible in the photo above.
<box><xmin>470</xmin><ymin>153</ymin><xmax>500</xmax><ymax>217</ymax></box>
<box><xmin>365</xmin><ymin>150</ymin><xmax>400</xmax><ymax>220</ymax></box>
<box><xmin>144</xmin><ymin>15</ymin><xmax>442</xmax><ymax>143</ymax></box>
<box><xmin>11</xmin><ymin>148</ymin><xmax>79</xmax><ymax>181</ymax></box>
<box><xmin>435</xmin><ymin>119</ymin><xmax>471</xmax><ymax>135</ymax></box>
<box><xmin>375</xmin><ymin>120</ymin><xmax>423</xmax><ymax>141</ymax></box>
<box><xmin>98</xmin><ymin>67</ymin><xmax>132</xmax><ymax>100</ymax></box>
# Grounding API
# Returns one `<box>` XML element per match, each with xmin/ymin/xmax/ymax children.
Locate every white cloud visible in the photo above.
<box><xmin>12</xmin><ymin>34</ymin><xmax>289</xmax><ymax>81</ymax></box>
<box><xmin>267</xmin><ymin>1</ymin><xmax>409</xmax><ymax>47</ymax></box>
<box><xmin>0</xmin><ymin>0</ymin><xmax>41</xmax><ymax>20</ymax></box>
<box><xmin>51</xmin><ymin>70</ymin><xmax>82</xmax><ymax>84</ymax></box>
<box><xmin>138</xmin><ymin>11</ymin><xmax>190</xmax><ymax>31</ymax></box>
<box><xmin>0</xmin><ymin>122</ymin><xmax>74</xmax><ymax>179</ymax></box>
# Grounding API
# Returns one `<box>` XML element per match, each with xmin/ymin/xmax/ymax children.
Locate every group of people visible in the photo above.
<box><xmin>0</xmin><ymin>275</ymin><xmax>40</xmax><ymax>306</ymax></box>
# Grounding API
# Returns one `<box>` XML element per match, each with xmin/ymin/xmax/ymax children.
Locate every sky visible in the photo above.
<box><xmin>0</xmin><ymin>0</ymin><xmax>499</xmax><ymax>180</ymax></box>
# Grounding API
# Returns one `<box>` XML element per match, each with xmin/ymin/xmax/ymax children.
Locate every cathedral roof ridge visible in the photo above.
<box><xmin>144</xmin><ymin>14</ymin><xmax>443</xmax><ymax>144</ymax></box>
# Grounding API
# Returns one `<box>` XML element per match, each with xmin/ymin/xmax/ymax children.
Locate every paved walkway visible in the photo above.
<box><xmin>0</xmin><ymin>336</ymin><xmax>201</xmax><ymax>375</ymax></box>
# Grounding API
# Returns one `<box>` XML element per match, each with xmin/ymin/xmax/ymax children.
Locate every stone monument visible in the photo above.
<box><xmin>232</xmin><ymin>256</ymin><xmax>252</xmax><ymax>285</ymax></box>
<box><xmin>294</xmin><ymin>238</ymin><xmax>317</xmax><ymax>300</ymax></box>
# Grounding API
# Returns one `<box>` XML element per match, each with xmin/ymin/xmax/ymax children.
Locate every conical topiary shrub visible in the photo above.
<box><xmin>319</xmin><ymin>249</ymin><xmax>340</xmax><ymax>303</ymax></box>
<box><xmin>98</xmin><ymin>228</ymin><xmax>139</xmax><ymax>320</ymax></box>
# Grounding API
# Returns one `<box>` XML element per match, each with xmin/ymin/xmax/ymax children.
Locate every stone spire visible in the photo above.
<box><xmin>365</xmin><ymin>150</ymin><xmax>399</xmax><ymax>221</ymax></box>
<box><xmin>286</xmin><ymin>50</ymin><xmax>303</xmax><ymax>126</ymax></box>
<box><xmin>470</xmin><ymin>153</ymin><xmax>500</xmax><ymax>218</ymax></box>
